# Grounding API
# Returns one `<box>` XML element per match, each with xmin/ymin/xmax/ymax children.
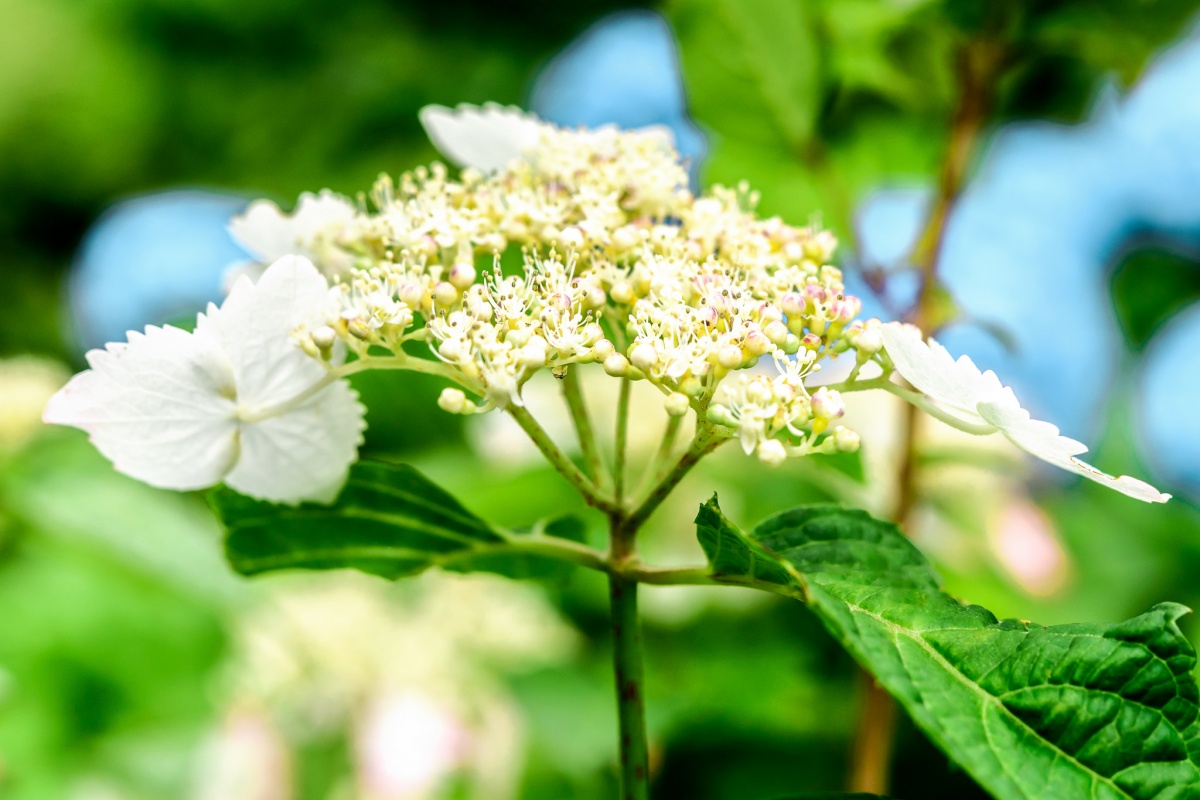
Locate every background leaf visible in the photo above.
<box><xmin>697</xmin><ymin>499</ymin><xmax>1200</xmax><ymax>800</ymax></box>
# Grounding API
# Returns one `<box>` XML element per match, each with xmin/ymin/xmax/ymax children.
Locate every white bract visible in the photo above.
<box><xmin>227</xmin><ymin>190</ymin><xmax>360</xmax><ymax>286</ymax></box>
<box><xmin>44</xmin><ymin>256</ymin><xmax>365</xmax><ymax>503</ymax></box>
<box><xmin>419</xmin><ymin>102</ymin><xmax>675</xmax><ymax>175</ymax></box>
<box><xmin>881</xmin><ymin>322</ymin><xmax>1170</xmax><ymax>503</ymax></box>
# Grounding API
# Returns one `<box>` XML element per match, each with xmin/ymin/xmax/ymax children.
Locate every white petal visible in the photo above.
<box><xmin>43</xmin><ymin>324</ymin><xmax>239</xmax><ymax>490</ymax></box>
<box><xmin>419</xmin><ymin>103</ymin><xmax>547</xmax><ymax>173</ymax></box>
<box><xmin>228</xmin><ymin>199</ymin><xmax>296</xmax><ymax>264</ymax></box>
<box><xmin>978</xmin><ymin>399</ymin><xmax>1170</xmax><ymax>503</ymax></box>
<box><xmin>224</xmin><ymin>379</ymin><xmax>366</xmax><ymax>504</ymax></box>
<box><xmin>203</xmin><ymin>256</ymin><xmax>334</xmax><ymax>407</ymax></box>
<box><xmin>881</xmin><ymin>322</ymin><xmax>986</xmax><ymax>417</ymax></box>
<box><xmin>229</xmin><ymin>191</ymin><xmax>357</xmax><ymax>267</ymax></box>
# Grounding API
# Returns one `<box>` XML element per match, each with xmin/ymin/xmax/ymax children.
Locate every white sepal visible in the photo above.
<box><xmin>45</xmin><ymin>256</ymin><xmax>365</xmax><ymax>504</ymax></box>
<box><xmin>881</xmin><ymin>322</ymin><xmax>1170</xmax><ymax>503</ymax></box>
<box><xmin>418</xmin><ymin>102</ymin><xmax>547</xmax><ymax>173</ymax></box>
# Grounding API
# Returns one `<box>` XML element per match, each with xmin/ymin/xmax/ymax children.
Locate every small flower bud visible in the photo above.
<box><xmin>743</xmin><ymin>330</ymin><xmax>772</xmax><ymax>356</ymax></box>
<box><xmin>832</xmin><ymin>426</ymin><xmax>861</xmax><ymax>453</ymax></box>
<box><xmin>764</xmin><ymin>320</ymin><xmax>789</xmax><ymax>346</ymax></box>
<box><xmin>679</xmin><ymin>375</ymin><xmax>704</xmax><ymax>397</ymax></box>
<box><xmin>801</xmin><ymin>333</ymin><xmax>822</xmax><ymax>351</ymax></box>
<box><xmin>706</xmin><ymin>403</ymin><xmax>737</xmax><ymax>427</ymax></box>
<box><xmin>664</xmin><ymin>392</ymin><xmax>690</xmax><ymax>417</ymax></box>
<box><xmin>780</xmin><ymin>293</ymin><xmax>805</xmax><ymax>317</ymax></box>
<box><xmin>431</xmin><ymin>281</ymin><xmax>458</xmax><ymax>307</ymax></box>
<box><xmin>346</xmin><ymin>319</ymin><xmax>371</xmax><ymax>340</ymax></box>
<box><xmin>397</xmin><ymin>282</ymin><xmax>423</xmax><ymax>308</ymax></box>
<box><xmin>716</xmin><ymin>344</ymin><xmax>743</xmax><ymax>369</ymax></box>
<box><xmin>856</xmin><ymin>327</ymin><xmax>883</xmax><ymax>356</ymax></box>
<box><xmin>603</xmin><ymin>353</ymin><xmax>630</xmax><ymax>377</ymax></box>
<box><xmin>782</xmin><ymin>334</ymin><xmax>801</xmax><ymax>355</ymax></box>
<box><xmin>811</xmin><ymin>387</ymin><xmax>845</xmax><ymax>422</ymax></box>
<box><xmin>448</xmin><ymin>262</ymin><xmax>476</xmax><ymax>290</ymax></box>
<box><xmin>610</xmin><ymin>281</ymin><xmax>635</xmax><ymax>305</ymax></box>
<box><xmin>629</xmin><ymin>342</ymin><xmax>657</xmax><ymax>372</ymax></box>
<box><xmin>299</xmin><ymin>337</ymin><xmax>320</xmax><ymax>358</ymax></box>
<box><xmin>311</xmin><ymin>325</ymin><xmax>338</xmax><ymax>350</ymax></box>
<box><xmin>438</xmin><ymin>339</ymin><xmax>465</xmax><ymax>361</ymax></box>
<box><xmin>581</xmin><ymin>284</ymin><xmax>607</xmax><ymax>310</ymax></box>
<box><xmin>756</xmin><ymin>439</ymin><xmax>788</xmax><ymax>467</ymax></box>
<box><xmin>438</xmin><ymin>388</ymin><xmax>467</xmax><ymax>414</ymax></box>
<box><xmin>586</xmin><ymin>339</ymin><xmax>614</xmax><ymax>362</ymax></box>
<box><xmin>557</xmin><ymin>226</ymin><xmax>585</xmax><ymax>248</ymax></box>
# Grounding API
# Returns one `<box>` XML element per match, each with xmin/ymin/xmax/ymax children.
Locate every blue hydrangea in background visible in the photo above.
<box><xmin>70</xmin><ymin>190</ymin><xmax>249</xmax><ymax>351</ymax></box>
<box><xmin>530</xmin><ymin>9</ymin><xmax>707</xmax><ymax>183</ymax></box>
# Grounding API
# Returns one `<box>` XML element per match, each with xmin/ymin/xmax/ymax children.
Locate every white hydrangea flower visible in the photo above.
<box><xmin>881</xmin><ymin>322</ymin><xmax>1170</xmax><ymax>503</ymax></box>
<box><xmin>44</xmin><ymin>256</ymin><xmax>365</xmax><ymax>504</ymax></box>
<box><xmin>227</xmin><ymin>190</ymin><xmax>359</xmax><ymax>287</ymax></box>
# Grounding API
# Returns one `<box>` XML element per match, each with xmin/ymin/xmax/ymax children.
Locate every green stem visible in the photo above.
<box><xmin>614</xmin><ymin>377</ymin><xmax>632</xmax><ymax>505</ymax></box>
<box><xmin>608</xmin><ymin>505</ymin><xmax>650</xmax><ymax>800</ymax></box>
<box><xmin>609</xmin><ymin>570</ymin><xmax>650</xmax><ymax>800</ymax></box>
<box><xmin>626</xmin><ymin>423</ymin><xmax>729</xmax><ymax>533</ymax></box>
<box><xmin>562</xmin><ymin>367</ymin><xmax>607</xmax><ymax>487</ymax></box>
<box><xmin>819</xmin><ymin>376</ymin><xmax>999</xmax><ymax>437</ymax></box>
<box><xmin>507</xmin><ymin>404</ymin><xmax>617</xmax><ymax>515</ymax></box>
<box><xmin>635</xmin><ymin>412</ymin><xmax>683</xmax><ymax>497</ymax></box>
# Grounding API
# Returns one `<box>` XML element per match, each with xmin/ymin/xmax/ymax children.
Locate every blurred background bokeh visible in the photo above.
<box><xmin>3</xmin><ymin>1</ymin><xmax>1200</xmax><ymax>798</ymax></box>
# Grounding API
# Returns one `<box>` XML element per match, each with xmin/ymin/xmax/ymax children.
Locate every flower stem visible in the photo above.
<box><xmin>626</xmin><ymin>422</ymin><xmax>728</xmax><ymax>533</ymax></box>
<box><xmin>507</xmin><ymin>404</ymin><xmax>617</xmax><ymax>515</ymax></box>
<box><xmin>636</xmin><ymin>412</ymin><xmax>683</xmax><ymax>496</ymax></box>
<box><xmin>562</xmin><ymin>366</ymin><xmax>607</xmax><ymax>487</ymax></box>
<box><xmin>614</xmin><ymin>377</ymin><xmax>632</xmax><ymax>505</ymax></box>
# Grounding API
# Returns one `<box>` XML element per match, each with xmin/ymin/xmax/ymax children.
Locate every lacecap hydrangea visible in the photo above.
<box><xmin>44</xmin><ymin>103</ymin><xmax>1168</xmax><ymax>506</ymax></box>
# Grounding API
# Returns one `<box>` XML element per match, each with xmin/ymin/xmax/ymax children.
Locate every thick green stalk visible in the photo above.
<box><xmin>607</xmin><ymin>497</ymin><xmax>652</xmax><ymax>800</ymax></box>
<box><xmin>609</xmin><ymin>567</ymin><xmax>650</xmax><ymax>800</ymax></box>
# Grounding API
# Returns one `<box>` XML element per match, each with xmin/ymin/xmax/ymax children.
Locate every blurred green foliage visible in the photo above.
<box><xmin>3</xmin><ymin>0</ymin><xmax>1200</xmax><ymax>798</ymax></box>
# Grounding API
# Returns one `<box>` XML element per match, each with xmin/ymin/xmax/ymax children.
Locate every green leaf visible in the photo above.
<box><xmin>212</xmin><ymin>461</ymin><xmax>600</xmax><ymax>582</ymax></box>
<box><xmin>671</xmin><ymin>0</ymin><xmax>822</xmax><ymax>151</ymax></box>
<box><xmin>696</xmin><ymin>498</ymin><xmax>1200</xmax><ymax>800</ymax></box>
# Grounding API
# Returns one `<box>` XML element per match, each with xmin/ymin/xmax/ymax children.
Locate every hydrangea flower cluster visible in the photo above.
<box><xmin>246</xmin><ymin>105</ymin><xmax>870</xmax><ymax>469</ymax></box>
<box><xmin>43</xmin><ymin>103</ymin><xmax>1169</xmax><ymax>506</ymax></box>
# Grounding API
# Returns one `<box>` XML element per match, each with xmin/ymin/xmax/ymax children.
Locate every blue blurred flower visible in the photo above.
<box><xmin>850</xmin><ymin>27</ymin><xmax>1200</xmax><ymax>493</ymax></box>
<box><xmin>70</xmin><ymin>190</ymin><xmax>250</xmax><ymax>351</ymax></box>
<box><xmin>529</xmin><ymin>10</ymin><xmax>707</xmax><ymax>182</ymax></box>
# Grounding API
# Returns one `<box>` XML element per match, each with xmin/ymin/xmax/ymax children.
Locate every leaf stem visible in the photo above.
<box><xmin>562</xmin><ymin>366</ymin><xmax>608</xmax><ymax>487</ymax></box>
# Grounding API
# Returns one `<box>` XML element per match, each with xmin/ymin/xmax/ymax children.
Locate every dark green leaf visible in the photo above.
<box><xmin>697</xmin><ymin>498</ymin><xmax>1200</xmax><ymax>800</ymax></box>
<box><xmin>213</xmin><ymin>461</ymin><xmax>593</xmax><ymax>582</ymax></box>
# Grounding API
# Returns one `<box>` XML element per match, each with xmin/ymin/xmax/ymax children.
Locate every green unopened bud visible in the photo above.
<box><xmin>706</xmin><ymin>404</ymin><xmax>737</xmax><ymax>427</ymax></box>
